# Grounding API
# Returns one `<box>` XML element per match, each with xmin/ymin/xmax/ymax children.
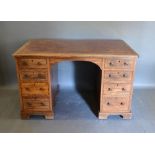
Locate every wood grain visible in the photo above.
<box><xmin>13</xmin><ymin>39</ymin><xmax>138</xmax><ymax>119</ymax></box>
<box><xmin>13</xmin><ymin>39</ymin><xmax>139</xmax><ymax>57</ymax></box>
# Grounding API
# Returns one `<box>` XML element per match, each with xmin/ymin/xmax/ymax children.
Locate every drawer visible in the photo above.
<box><xmin>103</xmin><ymin>83</ymin><xmax>131</xmax><ymax>95</ymax></box>
<box><xmin>19</xmin><ymin>58</ymin><xmax>47</xmax><ymax>69</ymax></box>
<box><xmin>104</xmin><ymin>71</ymin><xmax>132</xmax><ymax>82</ymax></box>
<box><xmin>21</xmin><ymin>83</ymin><xmax>49</xmax><ymax>96</ymax></box>
<box><xmin>105</xmin><ymin>57</ymin><xmax>133</xmax><ymax>69</ymax></box>
<box><xmin>23</xmin><ymin>98</ymin><xmax>50</xmax><ymax>111</ymax></box>
<box><xmin>20</xmin><ymin>71</ymin><xmax>48</xmax><ymax>81</ymax></box>
<box><xmin>101</xmin><ymin>97</ymin><xmax>130</xmax><ymax>112</ymax></box>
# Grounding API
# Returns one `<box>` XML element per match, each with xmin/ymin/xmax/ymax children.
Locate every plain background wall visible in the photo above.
<box><xmin>0</xmin><ymin>21</ymin><xmax>155</xmax><ymax>88</ymax></box>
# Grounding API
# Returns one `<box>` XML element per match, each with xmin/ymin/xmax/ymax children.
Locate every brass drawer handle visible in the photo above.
<box><xmin>109</xmin><ymin>62</ymin><xmax>113</xmax><ymax>66</ymax></box>
<box><xmin>122</xmin><ymin>88</ymin><xmax>125</xmax><ymax>91</ymax></box>
<box><xmin>124</xmin><ymin>62</ymin><xmax>128</xmax><ymax>66</ymax></box>
<box><xmin>24</xmin><ymin>74</ymin><xmax>29</xmax><ymax>78</ymax></box>
<box><xmin>39</xmin><ymin>88</ymin><xmax>44</xmax><ymax>91</ymax></box>
<box><xmin>37</xmin><ymin>62</ymin><xmax>42</xmax><ymax>65</ymax></box>
<box><xmin>38</xmin><ymin>74</ymin><xmax>45</xmax><ymax>79</ymax></box>
<box><xmin>123</xmin><ymin>74</ymin><xmax>127</xmax><ymax>77</ymax></box>
<box><xmin>25</xmin><ymin>87</ymin><xmax>30</xmax><ymax>91</ymax></box>
<box><xmin>107</xmin><ymin>102</ymin><xmax>110</xmax><ymax>106</ymax></box>
<box><xmin>40</xmin><ymin>102</ymin><xmax>45</xmax><ymax>106</ymax></box>
<box><xmin>109</xmin><ymin>74</ymin><xmax>112</xmax><ymax>78</ymax></box>
<box><xmin>120</xmin><ymin>102</ymin><xmax>124</xmax><ymax>105</ymax></box>
<box><xmin>108</xmin><ymin>88</ymin><xmax>112</xmax><ymax>91</ymax></box>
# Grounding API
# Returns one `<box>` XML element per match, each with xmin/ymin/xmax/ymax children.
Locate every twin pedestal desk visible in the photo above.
<box><xmin>13</xmin><ymin>40</ymin><xmax>138</xmax><ymax>120</ymax></box>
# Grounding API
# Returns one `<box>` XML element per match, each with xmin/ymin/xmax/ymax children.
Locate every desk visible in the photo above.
<box><xmin>13</xmin><ymin>39</ymin><xmax>138</xmax><ymax>119</ymax></box>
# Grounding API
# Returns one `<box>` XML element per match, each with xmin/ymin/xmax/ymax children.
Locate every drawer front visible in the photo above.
<box><xmin>103</xmin><ymin>83</ymin><xmax>131</xmax><ymax>95</ymax></box>
<box><xmin>105</xmin><ymin>57</ymin><xmax>133</xmax><ymax>69</ymax></box>
<box><xmin>104</xmin><ymin>71</ymin><xmax>132</xmax><ymax>82</ymax></box>
<box><xmin>20</xmin><ymin>71</ymin><xmax>48</xmax><ymax>81</ymax></box>
<box><xmin>23</xmin><ymin>98</ymin><xmax>50</xmax><ymax>111</ymax></box>
<box><xmin>101</xmin><ymin>97</ymin><xmax>130</xmax><ymax>112</ymax></box>
<box><xmin>20</xmin><ymin>71</ymin><xmax>34</xmax><ymax>81</ymax></box>
<box><xmin>19</xmin><ymin>58</ymin><xmax>47</xmax><ymax>69</ymax></box>
<box><xmin>21</xmin><ymin>83</ymin><xmax>49</xmax><ymax>96</ymax></box>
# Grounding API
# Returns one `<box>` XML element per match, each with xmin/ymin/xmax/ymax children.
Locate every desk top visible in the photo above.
<box><xmin>13</xmin><ymin>39</ymin><xmax>138</xmax><ymax>57</ymax></box>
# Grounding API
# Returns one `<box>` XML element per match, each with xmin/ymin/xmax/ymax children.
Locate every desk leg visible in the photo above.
<box><xmin>50</xmin><ymin>62</ymin><xmax>59</xmax><ymax>119</ymax></box>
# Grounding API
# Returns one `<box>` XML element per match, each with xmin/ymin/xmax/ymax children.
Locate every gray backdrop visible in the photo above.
<box><xmin>0</xmin><ymin>21</ymin><xmax>155</xmax><ymax>88</ymax></box>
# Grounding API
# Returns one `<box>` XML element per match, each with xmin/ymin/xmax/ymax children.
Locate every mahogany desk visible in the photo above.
<box><xmin>13</xmin><ymin>39</ymin><xmax>138</xmax><ymax>119</ymax></box>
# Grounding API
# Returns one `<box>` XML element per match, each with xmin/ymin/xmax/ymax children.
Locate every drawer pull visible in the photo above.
<box><xmin>109</xmin><ymin>74</ymin><xmax>112</xmax><ymax>78</ymax></box>
<box><xmin>120</xmin><ymin>102</ymin><xmax>124</xmax><ymax>105</ymax></box>
<box><xmin>22</xmin><ymin>61</ymin><xmax>28</xmax><ymax>66</ymax></box>
<box><xmin>24</xmin><ymin>74</ymin><xmax>29</xmax><ymax>78</ymax></box>
<box><xmin>107</xmin><ymin>102</ymin><xmax>110</xmax><ymax>106</ymax></box>
<box><xmin>109</xmin><ymin>62</ymin><xmax>113</xmax><ymax>66</ymax></box>
<box><xmin>39</xmin><ymin>88</ymin><xmax>44</xmax><ymax>91</ymax></box>
<box><xmin>40</xmin><ymin>102</ymin><xmax>45</xmax><ymax>106</ymax></box>
<box><xmin>123</xmin><ymin>74</ymin><xmax>126</xmax><ymax>77</ymax></box>
<box><xmin>122</xmin><ymin>88</ymin><xmax>125</xmax><ymax>91</ymax></box>
<box><xmin>124</xmin><ymin>62</ymin><xmax>128</xmax><ymax>66</ymax></box>
<box><xmin>25</xmin><ymin>88</ymin><xmax>30</xmax><ymax>91</ymax></box>
<box><xmin>37</xmin><ymin>62</ymin><xmax>42</xmax><ymax>65</ymax></box>
<box><xmin>27</xmin><ymin>102</ymin><xmax>32</xmax><ymax>106</ymax></box>
<box><xmin>108</xmin><ymin>88</ymin><xmax>112</xmax><ymax>91</ymax></box>
<box><xmin>38</xmin><ymin>74</ymin><xmax>45</xmax><ymax>79</ymax></box>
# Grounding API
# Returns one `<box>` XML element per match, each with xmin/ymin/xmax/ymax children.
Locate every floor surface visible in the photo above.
<box><xmin>0</xmin><ymin>87</ymin><xmax>155</xmax><ymax>133</ymax></box>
